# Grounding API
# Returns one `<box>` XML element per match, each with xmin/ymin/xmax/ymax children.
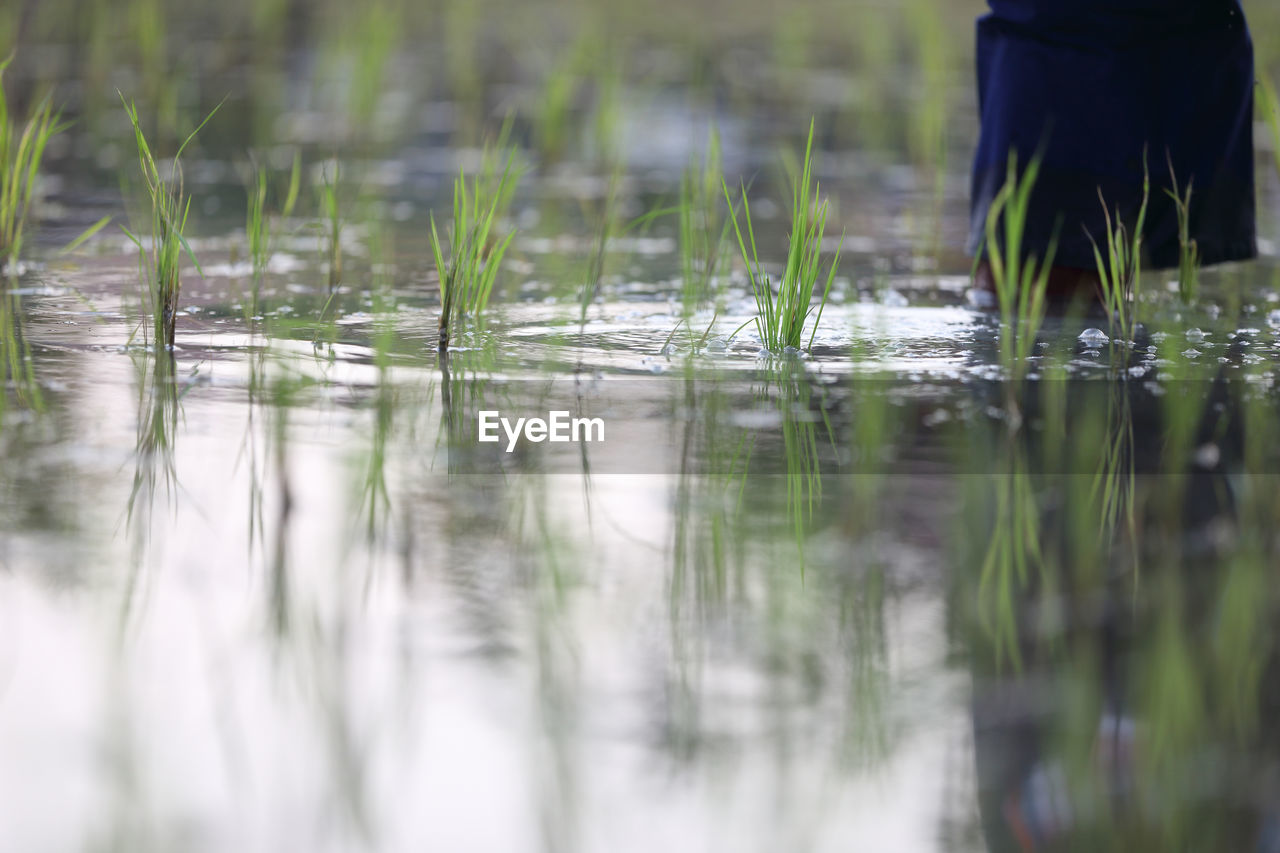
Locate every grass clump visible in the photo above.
<box><xmin>1087</xmin><ymin>157</ymin><xmax>1150</xmax><ymax>344</ymax></box>
<box><xmin>1</xmin><ymin>55</ymin><xmax>62</xmax><ymax>270</ymax></box>
<box><xmin>980</xmin><ymin>153</ymin><xmax>1057</xmax><ymax>376</ymax></box>
<box><xmin>120</xmin><ymin>94</ymin><xmax>221</xmax><ymax>350</ymax></box>
<box><xmin>430</xmin><ymin>143</ymin><xmax>521</xmax><ymax>352</ymax></box>
<box><xmin>723</xmin><ymin>119</ymin><xmax>842</xmax><ymax>353</ymax></box>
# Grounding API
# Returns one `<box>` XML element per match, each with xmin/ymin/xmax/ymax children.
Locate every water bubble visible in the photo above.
<box><xmin>783</xmin><ymin>346</ymin><xmax>802</xmax><ymax>357</ymax></box>
<box><xmin>1267</xmin><ymin>309</ymin><xmax>1280</xmax><ymax>329</ymax></box>
<box><xmin>922</xmin><ymin>408</ymin><xmax>951</xmax><ymax>428</ymax></box>
<box><xmin>1182</xmin><ymin>348</ymin><xmax>1201</xmax><ymax>358</ymax></box>
<box><xmin>966</xmin><ymin>288</ymin><xmax>997</xmax><ymax>310</ymax></box>
<box><xmin>1185</xmin><ymin>327</ymin><xmax>1206</xmax><ymax>343</ymax></box>
<box><xmin>1078</xmin><ymin>328</ymin><xmax>1109</xmax><ymax>347</ymax></box>
<box><xmin>1194</xmin><ymin>443</ymin><xmax>1221</xmax><ymax>469</ymax></box>
<box><xmin>706</xmin><ymin>338</ymin><xmax>727</xmax><ymax>352</ymax></box>
<box><xmin>641</xmin><ymin>357</ymin><xmax>667</xmax><ymax>374</ymax></box>
<box><xmin>879</xmin><ymin>288</ymin><xmax>909</xmax><ymax>308</ymax></box>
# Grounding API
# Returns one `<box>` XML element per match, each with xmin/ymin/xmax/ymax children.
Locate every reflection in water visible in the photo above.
<box><xmin>671</xmin><ymin>367</ymin><xmax>748</xmax><ymax>615</ymax></box>
<box><xmin>356</xmin><ymin>231</ymin><xmax>397</xmax><ymax>547</ymax></box>
<box><xmin>3</xmin><ymin>0</ymin><xmax>1280</xmax><ymax>844</ymax></box>
<box><xmin>0</xmin><ymin>287</ymin><xmax>43</xmax><ymax>423</ymax></box>
<box><xmin>661</xmin><ymin>353</ymin><xmax>931</xmax><ymax>812</ymax></box>
<box><xmin>7</xmin><ymin>262</ymin><xmax>1280</xmax><ymax>849</ymax></box>
<box><xmin>524</xmin><ymin>474</ymin><xmax>585</xmax><ymax>853</ymax></box>
<box><xmin>773</xmin><ymin>365</ymin><xmax>835</xmax><ymax>569</ymax></box>
<box><xmin>965</xmin><ymin>355</ymin><xmax>1280</xmax><ymax>852</ymax></box>
<box><xmin>122</xmin><ymin>350</ymin><xmax>180</xmax><ymax>633</ymax></box>
<box><xmin>267</xmin><ymin>373</ymin><xmax>295</xmax><ymax>640</ymax></box>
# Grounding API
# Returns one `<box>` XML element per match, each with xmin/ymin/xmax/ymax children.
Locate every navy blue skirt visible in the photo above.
<box><xmin>968</xmin><ymin>0</ymin><xmax>1256</xmax><ymax>270</ymax></box>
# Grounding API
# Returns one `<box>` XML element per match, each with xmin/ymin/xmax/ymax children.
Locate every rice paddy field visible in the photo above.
<box><xmin>4</xmin><ymin>0</ymin><xmax>1280</xmax><ymax>850</ymax></box>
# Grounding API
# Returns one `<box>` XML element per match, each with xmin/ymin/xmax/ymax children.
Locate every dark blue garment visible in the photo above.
<box><xmin>968</xmin><ymin>0</ymin><xmax>1256</xmax><ymax>270</ymax></box>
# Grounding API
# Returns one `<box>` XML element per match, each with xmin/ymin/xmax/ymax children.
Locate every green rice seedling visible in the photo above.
<box><xmin>127</xmin><ymin>0</ymin><xmax>176</xmax><ymax>135</ymax></box>
<box><xmin>430</xmin><ymin>147</ymin><xmax>520</xmax><ymax>352</ymax></box>
<box><xmin>679</xmin><ymin>129</ymin><xmax>727</xmax><ymax>318</ymax></box>
<box><xmin>247</xmin><ymin>165</ymin><xmax>269</xmax><ymax>281</ymax></box>
<box><xmin>282</xmin><ymin>151</ymin><xmax>302</xmax><ymax>219</ymax></box>
<box><xmin>1087</xmin><ymin>158</ymin><xmax>1150</xmax><ymax>344</ymax></box>
<box><xmin>581</xmin><ymin>171</ymin><xmax>675</xmax><ymax>325</ymax></box>
<box><xmin>443</xmin><ymin>0</ymin><xmax>483</xmax><ymax>135</ymax></box>
<box><xmin>538</xmin><ymin>47</ymin><xmax>580</xmax><ymax>166</ymax></box>
<box><xmin>580</xmin><ymin>168</ymin><xmax>621</xmax><ymax>323</ymax></box>
<box><xmin>245</xmin><ymin>151</ymin><xmax>300</xmax><ymax>317</ymax></box>
<box><xmin>1164</xmin><ymin>155</ymin><xmax>1199</xmax><ymax>304</ymax></box>
<box><xmin>316</xmin><ymin>160</ymin><xmax>342</xmax><ymax>291</ymax></box>
<box><xmin>536</xmin><ymin>31</ymin><xmax>610</xmax><ymax>168</ymax></box>
<box><xmin>479</xmin><ymin>116</ymin><xmax>520</xmax><ymax>217</ymax></box>
<box><xmin>845</xmin><ymin>10</ymin><xmax>896</xmax><ymax>154</ymax></box>
<box><xmin>904</xmin><ymin>0</ymin><xmax>950</xmax><ymax>179</ymax></box>
<box><xmin>591</xmin><ymin>56</ymin><xmax>623</xmax><ymax>166</ymax></box>
<box><xmin>1259</xmin><ymin>73</ymin><xmax>1280</xmax><ymax>181</ymax></box>
<box><xmin>659</xmin><ymin>309</ymin><xmax>721</xmax><ymax>354</ymax></box>
<box><xmin>348</xmin><ymin>1</ymin><xmax>400</xmax><ymax>131</ymax></box>
<box><xmin>235</xmin><ymin>161</ymin><xmax>298</xmax><ymax>559</ymax></box>
<box><xmin>723</xmin><ymin>119</ymin><xmax>843</xmax><ymax>353</ymax></box>
<box><xmin>119</xmin><ymin>94</ymin><xmax>221</xmax><ymax>350</ymax></box>
<box><xmin>904</xmin><ymin>0</ymin><xmax>951</xmax><ymax>265</ymax></box>
<box><xmin>771</xmin><ymin>13</ymin><xmax>811</xmax><ymax>76</ymax></box>
<box><xmin>980</xmin><ymin>153</ymin><xmax>1057</xmax><ymax>380</ymax></box>
<box><xmin>0</xmin><ymin>56</ymin><xmax>62</xmax><ymax>270</ymax></box>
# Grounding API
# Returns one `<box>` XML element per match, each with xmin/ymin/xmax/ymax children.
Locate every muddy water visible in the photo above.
<box><xmin>1</xmin><ymin>267</ymin><xmax>980</xmax><ymax>851</ymax></box>
<box><xmin>4</xmin><ymin>5</ymin><xmax>1280</xmax><ymax>850</ymax></box>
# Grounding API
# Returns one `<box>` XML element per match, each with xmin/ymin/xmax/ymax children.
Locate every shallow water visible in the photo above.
<box><xmin>5</xmin><ymin>2</ymin><xmax>1280</xmax><ymax>850</ymax></box>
